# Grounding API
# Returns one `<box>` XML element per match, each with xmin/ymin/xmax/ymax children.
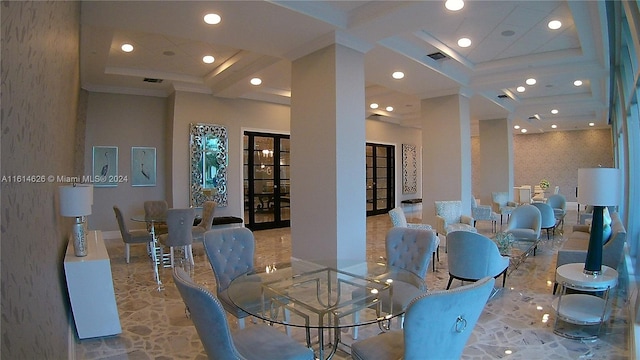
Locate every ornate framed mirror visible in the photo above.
<box><xmin>189</xmin><ymin>123</ymin><xmax>228</xmax><ymax>207</ymax></box>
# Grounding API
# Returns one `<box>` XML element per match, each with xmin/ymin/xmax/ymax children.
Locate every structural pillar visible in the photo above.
<box><xmin>290</xmin><ymin>43</ymin><xmax>367</xmax><ymax>262</ymax></box>
<box><xmin>478</xmin><ymin>118</ymin><xmax>514</xmax><ymax>206</ymax></box>
<box><xmin>421</xmin><ymin>94</ymin><xmax>472</xmax><ymax>225</ymax></box>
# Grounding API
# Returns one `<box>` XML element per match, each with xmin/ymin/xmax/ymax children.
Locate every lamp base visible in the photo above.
<box><xmin>583</xmin><ymin>205</ymin><xmax>605</xmax><ymax>275</ymax></box>
<box><xmin>71</xmin><ymin>216</ymin><xmax>87</xmax><ymax>257</ymax></box>
<box><xmin>583</xmin><ymin>269</ymin><xmax>602</xmax><ymax>276</ymax></box>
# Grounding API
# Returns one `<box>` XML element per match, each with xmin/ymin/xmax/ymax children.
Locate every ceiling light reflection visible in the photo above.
<box><xmin>445</xmin><ymin>0</ymin><xmax>464</xmax><ymax>11</ymax></box>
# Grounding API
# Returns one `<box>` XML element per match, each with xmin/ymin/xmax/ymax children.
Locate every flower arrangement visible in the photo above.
<box><xmin>539</xmin><ymin>179</ymin><xmax>550</xmax><ymax>190</ymax></box>
<box><xmin>494</xmin><ymin>232</ymin><xmax>515</xmax><ymax>254</ymax></box>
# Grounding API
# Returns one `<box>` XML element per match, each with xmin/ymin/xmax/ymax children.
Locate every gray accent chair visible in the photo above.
<box><xmin>532</xmin><ymin>202</ymin><xmax>556</xmax><ymax>239</ymax></box>
<box><xmin>113</xmin><ymin>206</ymin><xmax>153</xmax><ymax>263</ymax></box>
<box><xmin>471</xmin><ymin>196</ymin><xmax>498</xmax><ymax>232</ymax></box>
<box><xmin>504</xmin><ymin>204</ymin><xmax>541</xmax><ymax>241</ymax></box>
<box><xmin>446</xmin><ymin>231</ymin><xmax>509</xmax><ymax>289</ymax></box>
<box><xmin>352</xmin><ymin>227</ymin><xmax>438</xmax><ymax>339</ymax></box>
<box><xmin>546</xmin><ymin>194</ymin><xmax>567</xmax><ymax>230</ymax></box>
<box><xmin>172</xmin><ymin>267</ymin><xmax>313</xmax><ymax>360</ymax></box>
<box><xmin>203</xmin><ymin>227</ymin><xmax>278</xmax><ymax>330</ymax></box>
<box><xmin>388</xmin><ymin>207</ymin><xmax>440</xmax><ymax>271</ymax></box>
<box><xmin>192</xmin><ymin>200</ymin><xmax>216</xmax><ymax>242</ymax></box>
<box><xmin>491</xmin><ymin>192</ymin><xmax>517</xmax><ymax>225</ymax></box>
<box><xmin>158</xmin><ymin>208</ymin><xmax>195</xmax><ymax>267</ymax></box>
<box><xmin>350</xmin><ymin>277</ymin><xmax>495</xmax><ymax>360</ymax></box>
<box><xmin>143</xmin><ymin>200</ymin><xmax>169</xmax><ymax>235</ymax></box>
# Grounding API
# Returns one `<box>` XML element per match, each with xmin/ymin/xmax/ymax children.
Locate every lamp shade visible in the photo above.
<box><xmin>59</xmin><ymin>185</ymin><xmax>93</xmax><ymax>217</ymax></box>
<box><xmin>577</xmin><ymin>168</ymin><xmax>620</xmax><ymax>206</ymax></box>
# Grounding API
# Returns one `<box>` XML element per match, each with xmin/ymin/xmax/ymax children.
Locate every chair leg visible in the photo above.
<box><xmin>502</xmin><ymin>270</ymin><xmax>507</xmax><ymax>287</ymax></box>
<box><xmin>352</xmin><ymin>311</ymin><xmax>360</xmax><ymax>339</ymax></box>
<box><xmin>446</xmin><ymin>275</ymin><xmax>454</xmax><ymax>290</ymax></box>
<box><xmin>432</xmin><ymin>252</ymin><xmax>436</xmax><ymax>272</ymax></box>
<box><xmin>170</xmin><ymin>247</ymin><xmax>175</xmax><ymax>268</ymax></box>
<box><xmin>125</xmin><ymin>243</ymin><xmax>130</xmax><ymax>263</ymax></box>
<box><xmin>238</xmin><ymin>317</ymin><xmax>245</xmax><ymax>329</ymax></box>
<box><xmin>553</xmin><ymin>282</ymin><xmax>558</xmax><ymax>295</ymax></box>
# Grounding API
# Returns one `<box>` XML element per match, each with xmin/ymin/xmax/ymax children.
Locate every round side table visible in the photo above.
<box><xmin>552</xmin><ymin>263</ymin><xmax>618</xmax><ymax>340</ymax></box>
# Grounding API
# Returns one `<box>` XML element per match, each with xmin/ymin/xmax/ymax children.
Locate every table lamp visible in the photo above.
<box><xmin>59</xmin><ymin>184</ymin><xmax>93</xmax><ymax>256</ymax></box>
<box><xmin>577</xmin><ymin>168</ymin><xmax>620</xmax><ymax>275</ymax></box>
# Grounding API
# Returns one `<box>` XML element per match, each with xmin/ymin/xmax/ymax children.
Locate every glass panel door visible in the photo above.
<box><xmin>366</xmin><ymin>143</ymin><xmax>395</xmax><ymax>216</ymax></box>
<box><xmin>243</xmin><ymin>132</ymin><xmax>290</xmax><ymax>230</ymax></box>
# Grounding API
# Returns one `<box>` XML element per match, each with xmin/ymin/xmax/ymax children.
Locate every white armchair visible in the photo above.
<box><xmin>491</xmin><ymin>192</ymin><xmax>517</xmax><ymax>225</ymax></box>
<box><xmin>434</xmin><ymin>201</ymin><xmax>477</xmax><ymax>252</ymax></box>
<box><xmin>388</xmin><ymin>207</ymin><xmax>439</xmax><ymax>271</ymax></box>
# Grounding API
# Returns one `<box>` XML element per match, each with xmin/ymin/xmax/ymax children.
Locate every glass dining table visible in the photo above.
<box><xmin>130</xmin><ymin>215</ymin><xmax>167</xmax><ymax>290</ymax></box>
<box><xmin>227</xmin><ymin>258</ymin><xmax>426</xmax><ymax>359</ymax></box>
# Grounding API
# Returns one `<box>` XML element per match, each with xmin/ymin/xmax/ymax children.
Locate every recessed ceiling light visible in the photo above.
<box><xmin>526</xmin><ymin>78</ymin><xmax>536</xmax><ymax>85</ymax></box>
<box><xmin>392</xmin><ymin>71</ymin><xmax>404</xmax><ymax>79</ymax></box>
<box><xmin>121</xmin><ymin>43</ymin><xmax>134</xmax><ymax>52</ymax></box>
<box><xmin>521</xmin><ymin>128</ymin><xmax>528</xmax><ymax>133</ymax></box>
<box><xmin>445</xmin><ymin>0</ymin><xmax>464</xmax><ymax>11</ymax></box>
<box><xmin>202</xmin><ymin>55</ymin><xmax>215</xmax><ymax>64</ymax></box>
<box><xmin>370</xmin><ymin>103</ymin><xmax>379</xmax><ymax>109</ymax></box>
<box><xmin>204</xmin><ymin>13</ymin><xmax>221</xmax><ymax>25</ymax></box>
<box><xmin>457</xmin><ymin>37</ymin><xmax>471</xmax><ymax>48</ymax></box>
<box><xmin>548</xmin><ymin>20</ymin><xmax>562</xmax><ymax>30</ymax></box>
<box><xmin>386</xmin><ymin>106</ymin><xmax>394</xmax><ymax>112</ymax></box>
<box><xmin>574</xmin><ymin>80</ymin><xmax>583</xmax><ymax>86</ymax></box>
<box><xmin>514</xmin><ymin>125</ymin><xmax>520</xmax><ymax>129</ymax></box>
<box><xmin>551</xmin><ymin>109</ymin><xmax>559</xmax><ymax>114</ymax></box>
<box><xmin>516</xmin><ymin>86</ymin><xmax>526</xmax><ymax>93</ymax></box>
<box><xmin>551</xmin><ymin>124</ymin><xmax>557</xmax><ymax>129</ymax></box>
<box><xmin>250</xmin><ymin>77</ymin><xmax>262</xmax><ymax>86</ymax></box>
<box><xmin>589</xmin><ymin>122</ymin><xmax>595</xmax><ymax>126</ymax></box>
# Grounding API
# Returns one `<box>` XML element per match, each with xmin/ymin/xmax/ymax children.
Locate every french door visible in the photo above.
<box><xmin>366</xmin><ymin>143</ymin><xmax>395</xmax><ymax>216</ymax></box>
<box><xmin>243</xmin><ymin>132</ymin><xmax>290</xmax><ymax>230</ymax></box>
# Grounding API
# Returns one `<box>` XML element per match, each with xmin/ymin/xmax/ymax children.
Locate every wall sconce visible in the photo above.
<box><xmin>577</xmin><ymin>168</ymin><xmax>620</xmax><ymax>275</ymax></box>
<box><xmin>59</xmin><ymin>184</ymin><xmax>93</xmax><ymax>257</ymax></box>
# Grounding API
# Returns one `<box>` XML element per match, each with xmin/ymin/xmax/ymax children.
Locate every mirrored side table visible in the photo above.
<box><xmin>552</xmin><ymin>263</ymin><xmax>618</xmax><ymax>340</ymax></box>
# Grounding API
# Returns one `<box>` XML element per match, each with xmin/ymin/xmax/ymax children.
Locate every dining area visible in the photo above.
<box><xmin>75</xmin><ymin>209</ymin><xmax>629</xmax><ymax>360</ymax></box>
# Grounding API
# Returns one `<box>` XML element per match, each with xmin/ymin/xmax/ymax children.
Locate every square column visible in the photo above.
<box><xmin>421</xmin><ymin>94</ymin><xmax>472</xmax><ymax>225</ymax></box>
<box><xmin>290</xmin><ymin>44</ymin><xmax>366</xmax><ymax>261</ymax></box>
<box><xmin>478</xmin><ymin>118</ymin><xmax>514</xmax><ymax>205</ymax></box>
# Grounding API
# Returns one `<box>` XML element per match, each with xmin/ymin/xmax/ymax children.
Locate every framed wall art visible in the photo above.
<box><xmin>92</xmin><ymin>146</ymin><xmax>118</xmax><ymax>187</ymax></box>
<box><xmin>402</xmin><ymin>144</ymin><xmax>417</xmax><ymax>194</ymax></box>
<box><xmin>131</xmin><ymin>147</ymin><xmax>156</xmax><ymax>187</ymax></box>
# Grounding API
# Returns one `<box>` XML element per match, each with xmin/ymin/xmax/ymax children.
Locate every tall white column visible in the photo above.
<box><xmin>478</xmin><ymin>118</ymin><xmax>514</xmax><ymax>206</ymax></box>
<box><xmin>421</xmin><ymin>94</ymin><xmax>472</xmax><ymax>225</ymax></box>
<box><xmin>290</xmin><ymin>44</ymin><xmax>367</xmax><ymax>261</ymax></box>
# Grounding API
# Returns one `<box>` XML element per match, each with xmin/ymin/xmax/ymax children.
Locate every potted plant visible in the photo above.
<box><xmin>539</xmin><ymin>179</ymin><xmax>550</xmax><ymax>190</ymax></box>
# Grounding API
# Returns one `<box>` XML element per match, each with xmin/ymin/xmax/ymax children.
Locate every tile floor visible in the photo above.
<box><xmin>75</xmin><ymin>210</ymin><xmax>630</xmax><ymax>359</ymax></box>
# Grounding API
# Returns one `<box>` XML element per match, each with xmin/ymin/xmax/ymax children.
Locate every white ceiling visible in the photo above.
<box><xmin>80</xmin><ymin>0</ymin><xmax>610</xmax><ymax>135</ymax></box>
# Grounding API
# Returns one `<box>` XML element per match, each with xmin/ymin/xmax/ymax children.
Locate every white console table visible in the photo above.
<box><xmin>64</xmin><ymin>230</ymin><xmax>121</xmax><ymax>339</ymax></box>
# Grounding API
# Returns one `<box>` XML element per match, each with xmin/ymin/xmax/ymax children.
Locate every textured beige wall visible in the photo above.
<box><xmin>472</xmin><ymin>129</ymin><xmax>613</xmax><ymax>203</ymax></box>
<box><xmin>1</xmin><ymin>1</ymin><xmax>80</xmax><ymax>357</ymax></box>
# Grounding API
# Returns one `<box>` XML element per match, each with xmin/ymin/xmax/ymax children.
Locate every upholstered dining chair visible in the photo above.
<box><xmin>546</xmin><ymin>194</ymin><xmax>567</xmax><ymax>230</ymax></box>
<box><xmin>113</xmin><ymin>206</ymin><xmax>153</xmax><ymax>263</ymax></box>
<box><xmin>471</xmin><ymin>196</ymin><xmax>498</xmax><ymax>232</ymax></box>
<box><xmin>192</xmin><ymin>201</ymin><xmax>216</xmax><ymax>242</ymax></box>
<box><xmin>434</xmin><ymin>201</ymin><xmax>477</xmax><ymax>251</ymax></box>
<box><xmin>504</xmin><ymin>204</ymin><xmax>542</xmax><ymax>253</ymax></box>
<box><xmin>388</xmin><ymin>207</ymin><xmax>439</xmax><ymax>271</ymax></box>
<box><xmin>532</xmin><ymin>202</ymin><xmax>556</xmax><ymax>239</ymax></box>
<box><xmin>158</xmin><ymin>208</ymin><xmax>195</xmax><ymax>267</ymax></box>
<box><xmin>352</xmin><ymin>227</ymin><xmax>438</xmax><ymax>339</ymax></box>
<box><xmin>491</xmin><ymin>192</ymin><xmax>517</xmax><ymax>225</ymax></box>
<box><xmin>144</xmin><ymin>200</ymin><xmax>169</xmax><ymax>235</ymax></box>
<box><xmin>172</xmin><ymin>268</ymin><xmax>314</xmax><ymax>360</ymax></box>
<box><xmin>446</xmin><ymin>231</ymin><xmax>510</xmax><ymax>289</ymax></box>
<box><xmin>350</xmin><ymin>277</ymin><xmax>495</xmax><ymax>360</ymax></box>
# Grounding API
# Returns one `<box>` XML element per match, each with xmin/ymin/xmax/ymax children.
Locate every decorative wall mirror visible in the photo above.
<box><xmin>189</xmin><ymin>123</ymin><xmax>228</xmax><ymax>207</ymax></box>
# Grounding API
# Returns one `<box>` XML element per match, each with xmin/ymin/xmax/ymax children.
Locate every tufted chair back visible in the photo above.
<box><xmin>386</xmin><ymin>227</ymin><xmax>438</xmax><ymax>279</ymax></box>
<box><xmin>388</xmin><ymin>207</ymin><xmax>408</xmax><ymax>227</ymax></box>
<box><xmin>204</xmin><ymin>227</ymin><xmax>255</xmax><ymax>294</ymax></box>
<box><xmin>163</xmin><ymin>208</ymin><xmax>195</xmax><ymax>247</ymax></box>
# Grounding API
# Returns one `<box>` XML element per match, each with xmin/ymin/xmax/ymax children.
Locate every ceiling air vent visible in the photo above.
<box><xmin>498</xmin><ymin>94</ymin><xmax>509</xmax><ymax>99</ymax></box>
<box><xmin>143</xmin><ymin>78</ymin><xmax>164</xmax><ymax>83</ymax></box>
<box><xmin>427</xmin><ymin>52</ymin><xmax>446</xmax><ymax>61</ymax></box>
